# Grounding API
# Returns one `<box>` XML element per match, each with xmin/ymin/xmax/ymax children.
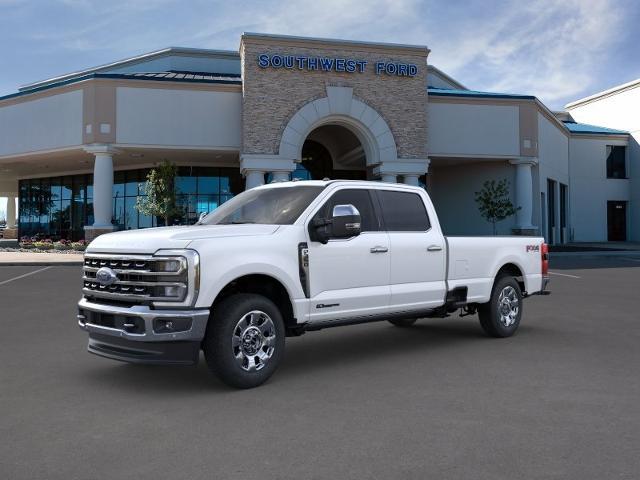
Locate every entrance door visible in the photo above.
<box><xmin>607</xmin><ymin>201</ymin><xmax>627</xmax><ymax>241</ymax></box>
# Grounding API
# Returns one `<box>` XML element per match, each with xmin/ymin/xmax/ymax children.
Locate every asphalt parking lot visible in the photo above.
<box><xmin>1</xmin><ymin>256</ymin><xmax>639</xmax><ymax>479</ymax></box>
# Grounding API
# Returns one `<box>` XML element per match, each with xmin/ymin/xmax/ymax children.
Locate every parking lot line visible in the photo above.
<box><xmin>0</xmin><ymin>266</ymin><xmax>52</xmax><ymax>287</ymax></box>
<box><xmin>549</xmin><ymin>271</ymin><xmax>581</xmax><ymax>279</ymax></box>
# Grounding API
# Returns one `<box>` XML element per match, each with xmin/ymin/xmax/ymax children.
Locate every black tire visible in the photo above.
<box><xmin>203</xmin><ymin>293</ymin><xmax>285</xmax><ymax>389</ymax></box>
<box><xmin>388</xmin><ymin>318</ymin><xmax>417</xmax><ymax>328</ymax></box>
<box><xmin>478</xmin><ymin>275</ymin><xmax>523</xmax><ymax>338</ymax></box>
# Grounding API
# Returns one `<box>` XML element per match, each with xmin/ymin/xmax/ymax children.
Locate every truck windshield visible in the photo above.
<box><xmin>199</xmin><ymin>185</ymin><xmax>325</xmax><ymax>225</ymax></box>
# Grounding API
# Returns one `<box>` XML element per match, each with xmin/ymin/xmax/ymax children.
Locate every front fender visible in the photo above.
<box><xmin>196</xmin><ymin>261</ymin><xmax>305</xmax><ymax>312</ymax></box>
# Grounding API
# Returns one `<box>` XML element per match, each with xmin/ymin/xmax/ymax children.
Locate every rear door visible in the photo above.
<box><xmin>375</xmin><ymin>189</ymin><xmax>447</xmax><ymax>312</ymax></box>
<box><xmin>306</xmin><ymin>188</ymin><xmax>391</xmax><ymax>322</ymax></box>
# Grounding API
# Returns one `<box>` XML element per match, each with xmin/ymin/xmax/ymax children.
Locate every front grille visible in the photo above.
<box><xmin>83</xmin><ymin>254</ymin><xmax>188</xmax><ymax>305</ymax></box>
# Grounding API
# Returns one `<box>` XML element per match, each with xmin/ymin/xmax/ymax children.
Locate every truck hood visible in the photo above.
<box><xmin>86</xmin><ymin>224</ymin><xmax>280</xmax><ymax>254</ymax></box>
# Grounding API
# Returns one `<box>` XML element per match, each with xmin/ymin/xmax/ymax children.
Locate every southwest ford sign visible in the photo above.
<box><xmin>257</xmin><ymin>54</ymin><xmax>418</xmax><ymax>77</ymax></box>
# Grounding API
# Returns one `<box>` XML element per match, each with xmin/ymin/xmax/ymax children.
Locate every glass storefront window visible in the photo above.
<box><xmin>113</xmin><ymin>171</ymin><xmax>125</xmax><ymax>199</ymax></box>
<box><xmin>18</xmin><ymin>166</ymin><xmax>243</xmax><ymax>240</ymax></box>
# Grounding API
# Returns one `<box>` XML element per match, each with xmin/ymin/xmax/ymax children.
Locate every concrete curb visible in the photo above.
<box><xmin>0</xmin><ymin>261</ymin><xmax>83</xmax><ymax>266</ymax></box>
<box><xmin>550</xmin><ymin>251</ymin><xmax>640</xmax><ymax>258</ymax></box>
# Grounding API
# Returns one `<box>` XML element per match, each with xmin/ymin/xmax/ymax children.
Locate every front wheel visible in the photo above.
<box><xmin>203</xmin><ymin>293</ymin><xmax>285</xmax><ymax>389</ymax></box>
<box><xmin>478</xmin><ymin>276</ymin><xmax>523</xmax><ymax>337</ymax></box>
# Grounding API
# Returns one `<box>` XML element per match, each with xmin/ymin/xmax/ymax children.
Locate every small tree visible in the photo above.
<box><xmin>136</xmin><ymin>160</ymin><xmax>182</xmax><ymax>226</ymax></box>
<box><xmin>474</xmin><ymin>179</ymin><xmax>519</xmax><ymax>235</ymax></box>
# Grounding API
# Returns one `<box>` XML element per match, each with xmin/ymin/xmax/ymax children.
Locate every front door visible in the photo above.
<box><xmin>306</xmin><ymin>188</ymin><xmax>390</xmax><ymax>322</ymax></box>
<box><xmin>375</xmin><ymin>189</ymin><xmax>447</xmax><ymax>311</ymax></box>
<box><xmin>607</xmin><ymin>201</ymin><xmax>627</xmax><ymax>241</ymax></box>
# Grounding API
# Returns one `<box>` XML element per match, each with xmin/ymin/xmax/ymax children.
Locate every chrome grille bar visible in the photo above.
<box><xmin>83</xmin><ymin>253</ymin><xmax>190</xmax><ymax>305</ymax></box>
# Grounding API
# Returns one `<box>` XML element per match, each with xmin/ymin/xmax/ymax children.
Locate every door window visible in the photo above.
<box><xmin>377</xmin><ymin>190</ymin><xmax>430</xmax><ymax>231</ymax></box>
<box><xmin>315</xmin><ymin>189</ymin><xmax>380</xmax><ymax>231</ymax></box>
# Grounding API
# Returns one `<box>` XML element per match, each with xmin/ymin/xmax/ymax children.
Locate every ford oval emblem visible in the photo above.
<box><xmin>95</xmin><ymin>267</ymin><xmax>118</xmax><ymax>286</ymax></box>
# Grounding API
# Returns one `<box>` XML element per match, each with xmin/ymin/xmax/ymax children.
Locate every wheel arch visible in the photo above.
<box><xmin>211</xmin><ymin>273</ymin><xmax>297</xmax><ymax>331</ymax></box>
<box><xmin>494</xmin><ymin>262</ymin><xmax>526</xmax><ymax>293</ymax></box>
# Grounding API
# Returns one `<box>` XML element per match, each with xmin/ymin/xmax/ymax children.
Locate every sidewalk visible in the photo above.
<box><xmin>550</xmin><ymin>242</ymin><xmax>640</xmax><ymax>257</ymax></box>
<box><xmin>0</xmin><ymin>251</ymin><xmax>83</xmax><ymax>266</ymax></box>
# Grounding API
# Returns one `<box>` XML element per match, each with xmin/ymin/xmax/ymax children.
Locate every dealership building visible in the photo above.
<box><xmin>0</xmin><ymin>33</ymin><xmax>636</xmax><ymax>243</ymax></box>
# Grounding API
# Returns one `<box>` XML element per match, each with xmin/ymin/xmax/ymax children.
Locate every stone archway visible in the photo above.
<box><xmin>278</xmin><ymin>86</ymin><xmax>398</xmax><ymax>167</ymax></box>
<box><xmin>240</xmin><ymin>85</ymin><xmax>430</xmax><ymax>189</ymax></box>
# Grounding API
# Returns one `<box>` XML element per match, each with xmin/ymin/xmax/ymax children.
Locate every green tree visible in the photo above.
<box><xmin>474</xmin><ymin>179</ymin><xmax>519</xmax><ymax>235</ymax></box>
<box><xmin>135</xmin><ymin>160</ymin><xmax>182</xmax><ymax>227</ymax></box>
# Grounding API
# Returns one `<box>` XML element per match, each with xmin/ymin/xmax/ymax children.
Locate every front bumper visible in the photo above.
<box><xmin>78</xmin><ymin>298</ymin><xmax>210</xmax><ymax>365</ymax></box>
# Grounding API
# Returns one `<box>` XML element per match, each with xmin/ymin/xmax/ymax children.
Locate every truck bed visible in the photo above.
<box><xmin>445</xmin><ymin>236</ymin><xmax>545</xmax><ymax>303</ymax></box>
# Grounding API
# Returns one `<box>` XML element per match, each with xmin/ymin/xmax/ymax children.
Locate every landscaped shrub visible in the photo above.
<box><xmin>70</xmin><ymin>240</ymin><xmax>87</xmax><ymax>251</ymax></box>
<box><xmin>33</xmin><ymin>241</ymin><xmax>54</xmax><ymax>250</ymax></box>
<box><xmin>54</xmin><ymin>240</ymin><xmax>72</xmax><ymax>250</ymax></box>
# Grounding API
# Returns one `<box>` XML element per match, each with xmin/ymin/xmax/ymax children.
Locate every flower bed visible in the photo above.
<box><xmin>4</xmin><ymin>237</ymin><xmax>88</xmax><ymax>254</ymax></box>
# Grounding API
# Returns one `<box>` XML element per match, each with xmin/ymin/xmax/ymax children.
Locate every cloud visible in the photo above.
<box><xmin>425</xmin><ymin>0</ymin><xmax>628</xmax><ymax>107</ymax></box>
<box><xmin>2</xmin><ymin>0</ymin><xmax>635</xmax><ymax>108</ymax></box>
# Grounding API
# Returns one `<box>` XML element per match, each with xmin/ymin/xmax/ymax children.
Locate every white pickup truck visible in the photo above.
<box><xmin>78</xmin><ymin>180</ymin><xmax>549</xmax><ymax>388</ymax></box>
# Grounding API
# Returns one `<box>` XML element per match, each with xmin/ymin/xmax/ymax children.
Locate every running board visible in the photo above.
<box><xmin>301</xmin><ymin>309</ymin><xmax>436</xmax><ymax>332</ymax></box>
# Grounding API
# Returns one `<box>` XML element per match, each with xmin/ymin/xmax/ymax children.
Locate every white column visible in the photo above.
<box><xmin>245</xmin><ymin>170</ymin><xmax>265</xmax><ymax>190</ymax></box>
<box><xmin>510</xmin><ymin>158</ymin><xmax>537</xmax><ymax>231</ymax></box>
<box><xmin>6</xmin><ymin>196</ymin><xmax>16</xmax><ymax>229</ymax></box>
<box><xmin>374</xmin><ymin>158</ymin><xmax>429</xmax><ymax>186</ymax></box>
<box><xmin>381</xmin><ymin>174</ymin><xmax>397</xmax><ymax>183</ymax></box>
<box><xmin>84</xmin><ymin>145</ymin><xmax>119</xmax><ymax>231</ymax></box>
<box><xmin>93</xmin><ymin>153</ymin><xmax>114</xmax><ymax>227</ymax></box>
<box><xmin>403</xmin><ymin>174</ymin><xmax>420</xmax><ymax>187</ymax></box>
<box><xmin>240</xmin><ymin>154</ymin><xmax>295</xmax><ymax>191</ymax></box>
<box><xmin>270</xmin><ymin>171</ymin><xmax>290</xmax><ymax>183</ymax></box>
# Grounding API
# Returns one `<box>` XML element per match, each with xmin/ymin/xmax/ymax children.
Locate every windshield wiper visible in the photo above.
<box><xmin>217</xmin><ymin>220</ymin><xmax>256</xmax><ymax>225</ymax></box>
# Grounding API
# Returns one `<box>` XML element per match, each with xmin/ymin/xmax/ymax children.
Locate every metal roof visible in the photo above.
<box><xmin>0</xmin><ymin>71</ymin><xmax>241</xmax><ymax>103</ymax></box>
<box><xmin>562</xmin><ymin>121</ymin><xmax>628</xmax><ymax>135</ymax></box>
<box><xmin>120</xmin><ymin>71</ymin><xmax>241</xmax><ymax>82</ymax></box>
<box><xmin>19</xmin><ymin>47</ymin><xmax>240</xmax><ymax>92</ymax></box>
<box><xmin>427</xmin><ymin>87</ymin><xmax>535</xmax><ymax>100</ymax></box>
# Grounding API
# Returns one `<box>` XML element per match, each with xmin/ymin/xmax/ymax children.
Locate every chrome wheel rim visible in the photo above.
<box><xmin>498</xmin><ymin>286</ymin><xmax>519</xmax><ymax>327</ymax></box>
<box><xmin>232</xmin><ymin>310</ymin><xmax>276</xmax><ymax>372</ymax></box>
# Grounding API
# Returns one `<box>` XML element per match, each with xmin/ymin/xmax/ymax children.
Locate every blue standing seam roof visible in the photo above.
<box><xmin>562</xmin><ymin>121</ymin><xmax>628</xmax><ymax>135</ymax></box>
<box><xmin>427</xmin><ymin>87</ymin><xmax>536</xmax><ymax>100</ymax></box>
<box><xmin>0</xmin><ymin>71</ymin><xmax>242</xmax><ymax>102</ymax></box>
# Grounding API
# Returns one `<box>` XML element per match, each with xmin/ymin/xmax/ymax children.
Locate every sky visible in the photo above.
<box><xmin>1</xmin><ymin>0</ymin><xmax>639</xmax><ymax>217</ymax></box>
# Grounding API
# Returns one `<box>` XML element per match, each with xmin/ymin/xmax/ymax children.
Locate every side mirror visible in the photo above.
<box><xmin>330</xmin><ymin>204</ymin><xmax>361</xmax><ymax>239</ymax></box>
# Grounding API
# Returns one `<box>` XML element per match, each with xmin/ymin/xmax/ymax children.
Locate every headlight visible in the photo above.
<box><xmin>152</xmin><ymin>249</ymin><xmax>200</xmax><ymax>308</ymax></box>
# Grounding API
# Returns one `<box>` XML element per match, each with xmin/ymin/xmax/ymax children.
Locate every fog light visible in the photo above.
<box><xmin>153</xmin><ymin>317</ymin><xmax>192</xmax><ymax>333</ymax></box>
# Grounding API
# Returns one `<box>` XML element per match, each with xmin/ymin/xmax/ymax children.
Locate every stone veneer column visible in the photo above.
<box><xmin>509</xmin><ymin>157</ymin><xmax>538</xmax><ymax>235</ymax></box>
<box><xmin>84</xmin><ymin>145</ymin><xmax>119</xmax><ymax>241</ymax></box>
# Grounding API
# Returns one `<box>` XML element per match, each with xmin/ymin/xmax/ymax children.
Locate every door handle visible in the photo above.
<box><xmin>370</xmin><ymin>246</ymin><xmax>388</xmax><ymax>253</ymax></box>
<box><xmin>427</xmin><ymin>245</ymin><xmax>443</xmax><ymax>252</ymax></box>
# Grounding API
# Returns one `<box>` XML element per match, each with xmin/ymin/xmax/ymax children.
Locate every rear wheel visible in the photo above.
<box><xmin>478</xmin><ymin>276</ymin><xmax>522</xmax><ymax>337</ymax></box>
<box><xmin>388</xmin><ymin>318</ymin><xmax>417</xmax><ymax>328</ymax></box>
<box><xmin>203</xmin><ymin>293</ymin><xmax>285</xmax><ymax>389</ymax></box>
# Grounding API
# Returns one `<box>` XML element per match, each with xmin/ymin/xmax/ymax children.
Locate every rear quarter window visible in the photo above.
<box><xmin>377</xmin><ymin>190</ymin><xmax>431</xmax><ymax>231</ymax></box>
